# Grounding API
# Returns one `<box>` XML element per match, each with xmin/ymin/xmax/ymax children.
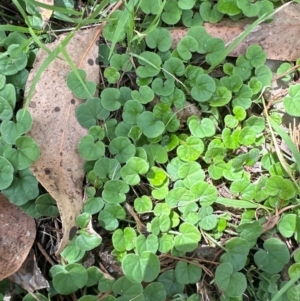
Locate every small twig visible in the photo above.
<box><xmin>160</xmin><ymin>253</ymin><xmax>215</xmax><ymax>278</ymax></box>
<box><xmin>36</xmin><ymin>242</ymin><xmax>56</xmax><ymax>265</ymax></box>
<box><xmin>53</xmin><ymin>218</ymin><xmax>61</xmax><ymax>254</ymax></box>
<box><xmin>272</xmin><ymin>64</ymin><xmax>300</xmax><ymax>82</ymax></box>
<box><xmin>124</xmin><ymin>202</ymin><xmax>147</xmax><ymax>233</ymax></box>
<box><xmin>99</xmin><ymin>292</ymin><xmax>113</xmax><ymax>300</ymax></box>
<box><xmin>289</xmin><ymin>119</ymin><xmax>300</xmax><ymax>151</ymax></box>
<box><xmin>261</xmin><ymin>204</ymin><xmax>300</xmax><ymax>233</ymax></box>
<box><xmin>98</xmin><ymin>261</ymin><xmax>109</xmax><ymax>274</ymax></box>
<box><xmin>261</xmin><ymin>207</ymin><xmax>280</xmax><ymax>233</ymax></box>
<box><xmin>263</xmin><ymin>94</ymin><xmax>298</xmax><ymax>184</ymax></box>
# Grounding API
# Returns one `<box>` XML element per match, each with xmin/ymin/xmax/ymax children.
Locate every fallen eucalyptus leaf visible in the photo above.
<box><xmin>25</xmin><ymin>26</ymin><xmax>100</xmax><ymax>254</ymax></box>
<box><xmin>170</xmin><ymin>3</ymin><xmax>300</xmax><ymax>61</ymax></box>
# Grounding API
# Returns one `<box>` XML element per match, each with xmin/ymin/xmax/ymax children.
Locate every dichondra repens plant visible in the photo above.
<box><xmin>2</xmin><ymin>0</ymin><xmax>300</xmax><ymax>300</ymax></box>
<box><xmin>62</xmin><ymin>19</ymin><xmax>300</xmax><ymax>300</ymax></box>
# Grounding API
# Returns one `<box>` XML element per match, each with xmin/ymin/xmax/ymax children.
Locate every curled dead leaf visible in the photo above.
<box><xmin>0</xmin><ymin>194</ymin><xmax>36</xmax><ymax>281</ymax></box>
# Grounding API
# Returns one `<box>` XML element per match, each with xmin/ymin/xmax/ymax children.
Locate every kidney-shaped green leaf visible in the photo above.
<box><xmin>188</xmin><ymin>116</ymin><xmax>216</xmax><ymax>138</ymax></box>
<box><xmin>146</xmin><ymin>28</ymin><xmax>172</xmax><ymax>52</ymax></box>
<box><xmin>78</xmin><ymin>135</ymin><xmax>105</xmax><ymax>161</ymax></box>
<box><xmin>278</xmin><ymin>214</ymin><xmax>300</xmax><ymax>238</ymax></box>
<box><xmin>112</xmin><ymin>276</ymin><xmax>143</xmax><ymax>300</ymax></box>
<box><xmin>191</xmin><ymin>74</ymin><xmax>216</xmax><ymax>102</ymax></box>
<box><xmin>284</xmin><ymin>85</ymin><xmax>300</xmax><ymax>117</ymax></box>
<box><xmin>67</xmin><ymin>69</ymin><xmax>96</xmax><ymax>99</ymax></box>
<box><xmin>94</xmin><ymin>157</ymin><xmax>121</xmax><ymax>180</ymax></box>
<box><xmin>4</xmin><ymin>136</ymin><xmax>40</xmax><ymax>170</ymax></box>
<box><xmin>1</xmin><ymin>109</ymin><xmax>32</xmax><ymax>144</ymax></box>
<box><xmin>137</xmin><ymin>111</ymin><xmax>165</xmax><ymax>138</ymax></box>
<box><xmin>191</xmin><ymin>181</ymin><xmax>217</xmax><ymax>206</ymax></box>
<box><xmin>177</xmin><ymin>136</ymin><xmax>204</xmax><ymax>162</ymax></box>
<box><xmin>254</xmin><ymin>238</ymin><xmax>290</xmax><ymax>274</ymax></box>
<box><xmin>174</xmin><ymin>222</ymin><xmax>201</xmax><ymax>252</ymax></box>
<box><xmin>76</xmin><ymin>97</ymin><xmax>109</xmax><ymax>129</ymax></box>
<box><xmin>266</xmin><ymin>175</ymin><xmax>296</xmax><ymax>200</ymax></box>
<box><xmin>52</xmin><ymin>263</ymin><xmax>88</xmax><ymax>295</ymax></box>
<box><xmin>215</xmin><ymin>262</ymin><xmax>247</xmax><ymax>298</ymax></box>
<box><xmin>102</xmin><ymin>180</ymin><xmax>129</xmax><ymax>203</ymax></box>
<box><xmin>0</xmin><ymin>156</ymin><xmax>14</xmax><ymax>190</ymax></box>
<box><xmin>120</xmin><ymin>157</ymin><xmax>149</xmax><ymax>185</ymax></box>
<box><xmin>122</xmin><ymin>252</ymin><xmax>160</xmax><ymax>283</ymax></box>
<box><xmin>143</xmin><ymin>282</ymin><xmax>166</xmax><ymax>301</ymax></box>
<box><xmin>175</xmin><ymin>261</ymin><xmax>202</xmax><ymax>284</ymax></box>
<box><xmin>109</xmin><ymin>137</ymin><xmax>136</xmax><ymax>163</ymax></box>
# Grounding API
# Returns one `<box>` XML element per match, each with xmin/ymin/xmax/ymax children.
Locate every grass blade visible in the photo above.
<box><xmin>25</xmin><ymin>0</ymin><xmax>83</xmax><ymax>15</ymax></box>
<box><xmin>24</xmin><ymin>30</ymin><xmax>75</xmax><ymax>108</ymax></box>
<box><xmin>108</xmin><ymin>0</ymin><xmax>135</xmax><ymax>59</ymax></box>
<box><xmin>0</xmin><ymin>25</ymin><xmax>31</xmax><ymax>33</ymax></box>
<box><xmin>269</xmin><ymin>118</ymin><xmax>300</xmax><ymax>173</ymax></box>
<box><xmin>216</xmin><ymin>197</ymin><xmax>259</xmax><ymax>209</ymax></box>
<box><xmin>271</xmin><ymin>270</ymin><xmax>300</xmax><ymax>301</ymax></box>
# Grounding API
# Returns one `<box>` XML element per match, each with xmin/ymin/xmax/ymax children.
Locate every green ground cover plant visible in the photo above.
<box><xmin>0</xmin><ymin>30</ymin><xmax>40</xmax><ymax>206</ymax></box>
<box><xmin>2</xmin><ymin>0</ymin><xmax>300</xmax><ymax>300</ymax></box>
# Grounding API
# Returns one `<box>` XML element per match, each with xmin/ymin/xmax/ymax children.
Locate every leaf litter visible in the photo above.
<box><xmin>9</xmin><ymin>250</ymin><xmax>49</xmax><ymax>292</ymax></box>
<box><xmin>25</xmin><ymin>26</ymin><xmax>100</xmax><ymax>255</ymax></box>
<box><xmin>25</xmin><ymin>13</ymin><xmax>296</xmax><ymax>258</ymax></box>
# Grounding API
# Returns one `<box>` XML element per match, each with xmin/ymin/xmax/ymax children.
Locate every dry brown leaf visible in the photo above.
<box><xmin>9</xmin><ymin>250</ymin><xmax>49</xmax><ymax>292</ymax></box>
<box><xmin>37</xmin><ymin>0</ymin><xmax>54</xmax><ymax>28</ymax></box>
<box><xmin>176</xmin><ymin>101</ymin><xmax>202</xmax><ymax>122</ymax></box>
<box><xmin>25</xmin><ymin>27</ymin><xmax>100</xmax><ymax>255</ymax></box>
<box><xmin>150</xmin><ymin>97</ymin><xmax>201</xmax><ymax>122</ymax></box>
<box><xmin>0</xmin><ymin>194</ymin><xmax>36</xmax><ymax>280</ymax></box>
<box><xmin>170</xmin><ymin>3</ymin><xmax>300</xmax><ymax>61</ymax></box>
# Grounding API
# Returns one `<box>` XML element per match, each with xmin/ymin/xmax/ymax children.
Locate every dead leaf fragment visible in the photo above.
<box><xmin>176</xmin><ymin>101</ymin><xmax>202</xmax><ymax>122</ymax></box>
<box><xmin>0</xmin><ymin>194</ymin><xmax>36</xmax><ymax>281</ymax></box>
<box><xmin>9</xmin><ymin>250</ymin><xmax>49</xmax><ymax>292</ymax></box>
<box><xmin>25</xmin><ymin>27</ymin><xmax>100</xmax><ymax>255</ymax></box>
<box><xmin>150</xmin><ymin>97</ymin><xmax>201</xmax><ymax>122</ymax></box>
<box><xmin>170</xmin><ymin>3</ymin><xmax>300</xmax><ymax>61</ymax></box>
<box><xmin>37</xmin><ymin>0</ymin><xmax>54</xmax><ymax>28</ymax></box>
